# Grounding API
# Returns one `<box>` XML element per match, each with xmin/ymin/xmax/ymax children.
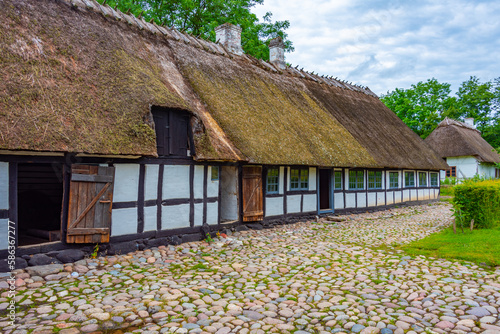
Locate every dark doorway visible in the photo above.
<box><xmin>18</xmin><ymin>163</ymin><xmax>63</xmax><ymax>245</ymax></box>
<box><xmin>319</xmin><ymin>169</ymin><xmax>331</xmax><ymax>211</ymax></box>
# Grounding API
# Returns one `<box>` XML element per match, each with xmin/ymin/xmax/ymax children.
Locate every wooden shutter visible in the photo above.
<box><xmin>242</xmin><ymin>166</ymin><xmax>263</xmax><ymax>222</ymax></box>
<box><xmin>66</xmin><ymin>165</ymin><xmax>114</xmax><ymax>243</ymax></box>
<box><xmin>169</xmin><ymin>111</ymin><xmax>188</xmax><ymax>156</ymax></box>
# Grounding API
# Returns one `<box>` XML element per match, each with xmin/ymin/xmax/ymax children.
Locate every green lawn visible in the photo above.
<box><xmin>402</xmin><ymin>227</ymin><xmax>500</xmax><ymax>267</ymax></box>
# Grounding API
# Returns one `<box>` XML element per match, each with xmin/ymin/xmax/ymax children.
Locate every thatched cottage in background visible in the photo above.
<box><xmin>0</xmin><ymin>0</ymin><xmax>447</xmax><ymax>268</ymax></box>
<box><xmin>425</xmin><ymin>118</ymin><xmax>500</xmax><ymax>180</ymax></box>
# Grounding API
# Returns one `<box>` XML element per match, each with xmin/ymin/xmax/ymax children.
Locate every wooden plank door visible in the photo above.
<box><xmin>66</xmin><ymin>165</ymin><xmax>114</xmax><ymax>243</ymax></box>
<box><xmin>242</xmin><ymin>166</ymin><xmax>263</xmax><ymax>222</ymax></box>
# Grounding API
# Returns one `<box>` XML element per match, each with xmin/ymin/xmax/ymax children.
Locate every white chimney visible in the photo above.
<box><xmin>215</xmin><ymin>23</ymin><xmax>243</xmax><ymax>55</ymax></box>
<box><xmin>269</xmin><ymin>36</ymin><xmax>286</xmax><ymax>69</ymax></box>
<box><xmin>464</xmin><ymin>118</ymin><xmax>475</xmax><ymax>128</ymax></box>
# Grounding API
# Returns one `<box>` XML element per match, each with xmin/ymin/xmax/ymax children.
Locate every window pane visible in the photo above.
<box><xmin>419</xmin><ymin>172</ymin><xmax>427</xmax><ymax>187</ymax></box>
<box><xmin>375</xmin><ymin>171</ymin><xmax>382</xmax><ymax>188</ymax></box>
<box><xmin>300</xmin><ymin>169</ymin><xmax>309</xmax><ymax>189</ymax></box>
<box><xmin>290</xmin><ymin>168</ymin><xmax>299</xmax><ymax>190</ymax></box>
<box><xmin>267</xmin><ymin>168</ymin><xmax>279</xmax><ymax>193</ymax></box>
<box><xmin>357</xmin><ymin>171</ymin><xmax>364</xmax><ymax>189</ymax></box>
<box><xmin>211</xmin><ymin>166</ymin><xmax>219</xmax><ymax>181</ymax></box>
<box><xmin>349</xmin><ymin>171</ymin><xmax>356</xmax><ymax>189</ymax></box>
<box><xmin>430</xmin><ymin>173</ymin><xmax>438</xmax><ymax>186</ymax></box>
<box><xmin>390</xmin><ymin>172</ymin><xmax>399</xmax><ymax>188</ymax></box>
<box><xmin>334</xmin><ymin>171</ymin><xmax>342</xmax><ymax>189</ymax></box>
<box><xmin>405</xmin><ymin>172</ymin><xmax>414</xmax><ymax>187</ymax></box>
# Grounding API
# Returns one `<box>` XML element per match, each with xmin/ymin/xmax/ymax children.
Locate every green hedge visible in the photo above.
<box><xmin>453</xmin><ymin>180</ymin><xmax>500</xmax><ymax>229</ymax></box>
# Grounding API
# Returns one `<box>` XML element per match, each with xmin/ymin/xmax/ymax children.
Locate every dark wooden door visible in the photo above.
<box><xmin>319</xmin><ymin>169</ymin><xmax>331</xmax><ymax>210</ymax></box>
<box><xmin>66</xmin><ymin>165</ymin><xmax>114</xmax><ymax>243</ymax></box>
<box><xmin>242</xmin><ymin>166</ymin><xmax>263</xmax><ymax>222</ymax></box>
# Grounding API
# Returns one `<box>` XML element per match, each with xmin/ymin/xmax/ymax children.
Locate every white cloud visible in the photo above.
<box><xmin>252</xmin><ymin>0</ymin><xmax>500</xmax><ymax>95</ymax></box>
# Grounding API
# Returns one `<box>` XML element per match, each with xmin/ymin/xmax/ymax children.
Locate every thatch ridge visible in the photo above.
<box><xmin>425</xmin><ymin>118</ymin><xmax>500</xmax><ymax>164</ymax></box>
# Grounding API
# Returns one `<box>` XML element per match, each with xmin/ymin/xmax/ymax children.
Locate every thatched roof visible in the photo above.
<box><xmin>0</xmin><ymin>0</ymin><xmax>448</xmax><ymax>170</ymax></box>
<box><xmin>425</xmin><ymin>118</ymin><xmax>500</xmax><ymax>164</ymax></box>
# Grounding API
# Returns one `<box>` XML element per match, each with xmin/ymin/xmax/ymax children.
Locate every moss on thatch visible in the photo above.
<box><xmin>178</xmin><ymin>50</ymin><xmax>377</xmax><ymax>167</ymax></box>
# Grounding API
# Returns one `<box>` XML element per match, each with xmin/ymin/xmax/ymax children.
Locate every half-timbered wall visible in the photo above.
<box><xmin>0</xmin><ymin>162</ymin><xmax>8</xmax><ymax>250</ymax></box>
<box><xmin>111</xmin><ymin>163</ymin><xmax>219</xmax><ymax>237</ymax></box>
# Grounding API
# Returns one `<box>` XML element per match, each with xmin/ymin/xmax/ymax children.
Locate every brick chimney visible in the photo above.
<box><xmin>464</xmin><ymin>117</ymin><xmax>475</xmax><ymax>128</ymax></box>
<box><xmin>215</xmin><ymin>23</ymin><xmax>243</xmax><ymax>55</ymax></box>
<box><xmin>269</xmin><ymin>36</ymin><xmax>286</xmax><ymax>69</ymax></box>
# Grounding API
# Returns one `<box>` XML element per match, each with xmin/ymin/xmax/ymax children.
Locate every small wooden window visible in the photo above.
<box><xmin>152</xmin><ymin>107</ymin><xmax>190</xmax><ymax>157</ymax></box>
<box><xmin>404</xmin><ymin>171</ymin><xmax>415</xmax><ymax>187</ymax></box>
<box><xmin>334</xmin><ymin>171</ymin><xmax>342</xmax><ymax>190</ymax></box>
<box><xmin>349</xmin><ymin>170</ymin><xmax>364</xmax><ymax>190</ymax></box>
<box><xmin>418</xmin><ymin>172</ymin><xmax>427</xmax><ymax>187</ymax></box>
<box><xmin>211</xmin><ymin>166</ymin><xmax>219</xmax><ymax>181</ymax></box>
<box><xmin>266</xmin><ymin>168</ymin><xmax>279</xmax><ymax>194</ymax></box>
<box><xmin>389</xmin><ymin>172</ymin><xmax>399</xmax><ymax>188</ymax></box>
<box><xmin>368</xmin><ymin>171</ymin><xmax>383</xmax><ymax>189</ymax></box>
<box><xmin>290</xmin><ymin>168</ymin><xmax>308</xmax><ymax>191</ymax></box>
<box><xmin>446</xmin><ymin>166</ymin><xmax>456</xmax><ymax>178</ymax></box>
<box><xmin>430</xmin><ymin>173</ymin><xmax>438</xmax><ymax>186</ymax></box>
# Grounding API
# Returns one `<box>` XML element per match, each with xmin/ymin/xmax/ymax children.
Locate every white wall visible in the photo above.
<box><xmin>357</xmin><ymin>193</ymin><xmax>366</xmax><ymax>208</ymax></box>
<box><xmin>478</xmin><ymin>163</ymin><xmax>497</xmax><ymax>179</ymax></box>
<box><xmin>303</xmin><ymin>193</ymin><xmax>316</xmax><ymax>212</ymax></box>
<box><xmin>144</xmin><ymin>206</ymin><xmax>157</xmax><ymax>232</ymax></box>
<box><xmin>220</xmin><ymin>166</ymin><xmax>238</xmax><ymax>221</ymax></box>
<box><xmin>446</xmin><ymin>156</ymin><xmax>478</xmax><ymax>179</ymax></box>
<box><xmin>207</xmin><ymin>166</ymin><xmax>219</xmax><ymax>197</ymax></box>
<box><xmin>287</xmin><ymin>194</ymin><xmax>301</xmax><ymax>213</ymax></box>
<box><xmin>309</xmin><ymin>167</ymin><xmax>317</xmax><ymax>191</ymax></box>
<box><xmin>113</xmin><ymin>164</ymin><xmax>140</xmax><ymax>202</ymax></box>
<box><xmin>0</xmin><ymin>162</ymin><xmax>8</xmax><ymax>210</ymax></box>
<box><xmin>162</xmin><ymin>204</ymin><xmax>190</xmax><ymax>229</ymax></box>
<box><xmin>163</xmin><ymin>165</ymin><xmax>190</xmax><ymax>199</ymax></box>
<box><xmin>206</xmin><ymin>202</ymin><xmax>219</xmax><ymax>225</ymax></box>
<box><xmin>111</xmin><ymin>207</ymin><xmax>138</xmax><ymax>236</ymax></box>
<box><xmin>193</xmin><ymin>166</ymin><xmax>204</xmax><ymax>199</ymax></box>
<box><xmin>334</xmin><ymin>193</ymin><xmax>344</xmax><ymax>209</ymax></box>
<box><xmin>367</xmin><ymin>193</ymin><xmax>376</xmax><ymax>207</ymax></box>
<box><xmin>144</xmin><ymin>164</ymin><xmax>159</xmax><ymax>201</ymax></box>
<box><xmin>194</xmin><ymin>202</ymin><xmax>203</xmax><ymax>226</ymax></box>
<box><xmin>266</xmin><ymin>197</ymin><xmax>283</xmax><ymax>217</ymax></box>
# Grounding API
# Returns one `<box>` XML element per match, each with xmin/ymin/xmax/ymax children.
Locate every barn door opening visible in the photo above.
<box><xmin>319</xmin><ymin>169</ymin><xmax>332</xmax><ymax>211</ymax></box>
<box><xmin>66</xmin><ymin>165</ymin><xmax>114</xmax><ymax>243</ymax></box>
<box><xmin>220</xmin><ymin>166</ymin><xmax>239</xmax><ymax>223</ymax></box>
<box><xmin>17</xmin><ymin>163</ymin><xmax>64</xmax><ymax>246</ymax></box>
<box><xmin>242</xmin><ymin>166</ymin><xmax>263</xmax><ymax>222</ymax></box>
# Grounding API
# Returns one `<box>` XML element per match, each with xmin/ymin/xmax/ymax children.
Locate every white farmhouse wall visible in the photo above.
<box><xmin>0</xmin><ymin>219</ymin><xmax>8</xmax><ymax>250</ymax></box>
<box><xmin>377</xmin><ymin>192</ymin><xmax>385</xmax><ymax>206</ymax></box>
<box><xmin>194</xmin><ymin>203</ymin><xmax>203</xmax><ymax>226</ymax></box>
<box><xmin>446</xmin><ymin>156</ymin><xmax>478</xmax><ymax>179</ymax></box>
<box><xmin>287</xmin><ymin>195</ymin><xmax>301</xmax><ymax>213</ymax></box>
<box><xmin>334</xmin><ymin>193</ymin><xmax>344</xmax><ymax>209</ymax></box>
<box><xmin>144</xmin><ymin>206</ymin><xmax>157</xmax><ymax>232</ymax></box>
<box><xmin>207</xmin><ymin>166</ymin><xmax>219</xmax><ymax>197</ymax></box>
<box><xmin>279</xmin><ymin>167</ymin><xmax>285</xmax><ymax>194</ymax></box>
<box><xmin>220</xmin><ymin>166</ymin><xmax>238</xmax><ymax>221</ymax></box>
<box><xmin>0</xmin><ymin>162</ymin><xmax>8</xmax><ymax>210</ymax></box>
<box><xmin>367</xmin><ymin>193</ymin><xmax>376</xmax><ymax>207</ymax></box>
<box><xmin>206</xmin><ymin>202</ymin><xmax>218</xmax><ymax>225</ymax></box>
<box><xmin>162</xmin><ymin>204</ymin><xmax>190</xmax><ymax>229</ymax></box>
<box><xmin>265</xmin><ymin>197</ymin><xmax>283</xmax><ymax>217</ymax></box>
<box><xmin>345</xmin><ymin>193</ymin><xmax>356</xmax><ymax>208</ymax></box>
<box><xmin>193</xmin><ymin>166</ymin><xmax>204</xmax><ymax>199</ymax></box>
<box><xmin>357</xmin><ymin>193</ymin><xmax>366</xmax><ymax>208</ymax></box>
<box><xmin>113</xmin><ymin>164</ymin><xmax>139</xmax><ymax>202</ymax></box>
<box><xmin>144</xmin><ymin>164</ymin><xmax>159</xmax><ymax>201</ymax></box>
<box><xmin>478</xmin><ymin>163</ymin><xmax>497</xmax><ymax>179</ymax></box>
<box><xmin>302</xmin><ymin>194</ymin><xmax>316</xmax><ymax>212</ymax></box>
<box><xmin>111</xmin><ymin>207</ymin><xmax>138</xmax><ymax>236</ymax></box>
<box><xmin>309</xmin><ymin>167</ymin><xmax>317</xmax><ymax>191</ymax></box>
<box><xmin>163</xmin><ymin>166</ymin><xmax>190</xmax><ymax>199</ymax></box>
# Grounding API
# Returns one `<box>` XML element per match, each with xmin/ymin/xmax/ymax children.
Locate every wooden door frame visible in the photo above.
<box><xmin>317</xmin><ymin>167</ymin><xmax>334</xmax><ymax>214</ymax></box>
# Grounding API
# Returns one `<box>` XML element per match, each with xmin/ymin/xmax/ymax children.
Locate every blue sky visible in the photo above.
<box><xmin>252</xmin><ymin>0</ymin><xmax>500</xmax><ymax>96</ymax></box>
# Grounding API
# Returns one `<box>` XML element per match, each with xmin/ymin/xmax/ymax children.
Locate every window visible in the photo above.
<box><xmin>368</xmin><ymin>171</ymin><xmax>382</xmax><ymax>189</ymax></box>
<box><xmin>211</xmin><ymin>166</ymin><xmax>219</xmax><ymax>181</ymax></box>
<box><xmin>349</xmin><ymin>170</ymin><xmax>364</xmax><ymax>190</ymax></box>
<box><xmin>334</xmin><ymin>171</ymin><xmax>342</xmax><ymax>190</ymax></box>
<box><xmin>267</xmin><ymin>168</ymin><xmax>279</xmax><ymax>193</ymax></box>
<box><xmin>152</xmin><ymin>107</ymin><xmax>190</xmax><ymax>156</ymax></box>
<box><xmin>430</xmin><ymin>173</ymin><xmax>438</xmax><ymax>186</ymax></box>
<box><xmin>446</xmin><ymin>166</ymin><xmax>456</xmax><ymax>178</ymax></box>
<box><xmin>290</xmin><ymin>168</ymin><xmax>308</xmax><ymax>191</ymax></box>
<box><xmin>418</xmin><ymin>172</ymin><xmax>427</xmax><ymax>187</ymax></box>
<box><xmin>389</xmin><ymin>172</ymin><xmax>399</xmax><ymax>188</ymax></box>
<box><xmin>404</xmin><ymin>171</ymin><xmax>415</xmax><ymax>187</ymax></box>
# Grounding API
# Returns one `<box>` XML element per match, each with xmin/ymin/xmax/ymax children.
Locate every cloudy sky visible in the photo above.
<box><xmin>252</xmin><ymin>0</ymin><xmax>500</xmax><ymax>96</ymax></box>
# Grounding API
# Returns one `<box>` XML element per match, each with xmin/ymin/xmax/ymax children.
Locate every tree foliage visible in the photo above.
<box><xmin>97</xmin><ymin>0</ymin><xmax>293</xmax><ymax>61</ymax></box>
<box><xmin>381</xmin><ymin>77</ymin><xmax>500</xmax><ymax>150</ymax></box>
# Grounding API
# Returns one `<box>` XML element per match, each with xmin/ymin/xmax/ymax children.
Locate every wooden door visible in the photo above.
<box><xmin>66</xmin><ymin>165</ymin><xmax>114</xmax><ymax>243</ymax></box>
<box><xmin>242</xmin><ymin>166</ymin><xmax>263</xmax><ymax>222</ymax></box>
<box><xmin>319</xmin><ymin>169</ymin><xmax>331</xmax><ymax>210</ymax></box>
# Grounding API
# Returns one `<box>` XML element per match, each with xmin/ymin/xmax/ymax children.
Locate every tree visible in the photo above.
<box><xmin>380</xmin><ymin>78</ymin><xmax>456</xmax><ymax>138</ymax></box>
<box><xmin>97</xmin><ymin>0</ymin><xmax>294</xmax><ymax>61</ymax></box>
<box><xmin>382</xmin><ymin>77</ymin><xmax>500</xmax><ymax>150</ymax></box>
